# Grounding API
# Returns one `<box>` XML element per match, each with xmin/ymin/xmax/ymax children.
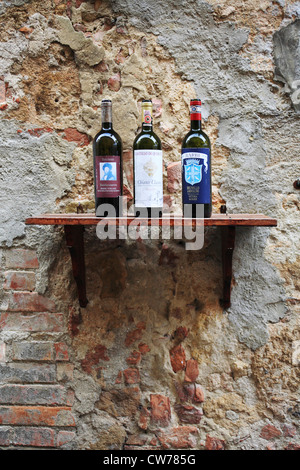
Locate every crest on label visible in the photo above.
<box><xmin>185</xmin><ymin>161</ymin><xmax>203</xmax><ymax>185</ymax></box>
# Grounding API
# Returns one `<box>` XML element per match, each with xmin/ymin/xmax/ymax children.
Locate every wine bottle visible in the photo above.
<box><xmin>133</xmin><ymin>99</ymin><xmax>163</xmax><ymax>218</ymax></box>
<box><xmin>181</xmin><ymin>99</ymin><xmax>212</xmax><ymax>218</ymax></box>
<box><xmin>93</xmin><ymin>99</ymin><xmax>123</xmax><ymax>217</ymax></box>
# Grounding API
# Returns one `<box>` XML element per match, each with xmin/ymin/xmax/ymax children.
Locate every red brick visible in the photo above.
<box><xmin>170</xmin><ymin>344</ymin><xmax>186</xmax><ymax>373</ymax></box>
<box><xmin>138</xmin><ymin>406</ymin><xmax>150</xmax><ymax>430</ymax></box>
<box><xmin>174</xmin><ymin>404</ymin><xmax>203</xmax><ymax>424</ymax></box>
<box><xmin>138</xmin><ymin>342</ymin><xmax>150</xmax><ymax>354</ymax></box>
<box><xmin>63</xmin><ymin>127</ymin><xmax>90</xmax><ymax>147</ymax></box>
<box><xmin>123</xmin><ymin>368</ymin><xmax>140</xmax><ymax>384</ymax></box>
<box><xmin>0</xmin><ymin>406</ymin><xmax>75</xmax><ymax>426</ymax></box>
<box><xmin>205</xmin><ymin>435</ymin><xmax>226</xmax><ymax>450</ymax></box>
<box><xmin>12</xmin><ymin>341</ymin><xmax>53</xmax><ymax>361</ymax></box>
<box><xmin>0</xmin><ymin>312</ymin><xmax>65</xmax><ymax>332</ymax></box>
<box><xmin>284</xmin><ymin>443</ymin><xmax>300</xmax><ymax>450</ymax></box>
<box><xmin>6</xmin><ymin>292</ymin><xmax>56</xmax><ymax>312</ymax></box>
<box><xmin>125</xmin><ymin>323</ymin><xmax>146</xmax><ymax>347</ymax></box>
<box><xmin>173</xmin><ymin>326</ymin><xmax>189</xmax><ymax>342</ymax></box>
<box><xmin>0</xmin><ymin>384</ymin><xmax>73</xmax><ymax>406</ymax></box>
<box><xmin>108</xmin><ymin>73</ymin><xmax>121</xmax><ymax>92</ymax></box>
<box><xmin>54</xmin><ymin>342</ymin><xmax>69</xmax><ymax>361</ymax></box>
<box><xmin>167</xmin><ymin>161</ymin><xmax>181</xmax><ymax>193</ymax></box>
<box><xmin>184</xmin><ymin>358</ymin><xmax>199</xmax><ymax>382</ymax></box>
<box><xmin>260</xmin><ymin>424</ymin><xmax>282</xmax><ymax>440</ymax></box>
<box><xmin>150</xmin><ymin>394</ymin><xmax>171</xmax><ymax>427</ymax></box>
<box><xmin>157</xmin><ymin>426</ymin><xmax>198</xmax><ymax>449</ymax></box>
<box><xmin>194</xmin><ymin>384</ymin><xmax>205</xmax><ymax>403</ymax></box>
<box><xmin>13</xmin><ymin>427</ymin><xmax>55</xmax><ymax>447</ymax></box>
<box><xmin>126</xmin><ymin>350</ymin><xmax>141</xmax><ymax>365</ymax></box>
<box><xmin>282</xmin><ymin>424</ymin><xmax>297</xmax><ymax>437</ymax></box>
<box><xmin>5</xmin><ymin>249</ymin><xmax>38</xmax><ymax>269</ymax></box>
<box><xmin>81</xmin><ymin>344</ymin><xmax>109</xmax><ymax>374</ymax></box>
<box><xmin>4</xmin><ymin>271</ymin><xmax>35</xmax><ymax>291</ymax></box>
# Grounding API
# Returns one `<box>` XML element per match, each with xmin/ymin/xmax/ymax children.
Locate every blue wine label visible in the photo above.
<box><xmin>182</xmin><ymin>148</ymin><xmax>210</xmax><ymax>204</ymax></box>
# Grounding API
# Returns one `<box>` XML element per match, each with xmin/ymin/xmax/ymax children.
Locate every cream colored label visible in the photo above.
<box><xmin>134</xmin><ymin>150</ymin><xmax>163</xmax><ymax>207</ymax></box>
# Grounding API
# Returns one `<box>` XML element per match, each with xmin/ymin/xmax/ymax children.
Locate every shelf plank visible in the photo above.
<box><xmin>25</xmin><ymin>212</ymin><xmax>277</xmax><ymax>310</ymax></box>
<box><xmin>25</xmin><ymin>213</ymin><xmax>277</xmax><ymax>227</ymax></box>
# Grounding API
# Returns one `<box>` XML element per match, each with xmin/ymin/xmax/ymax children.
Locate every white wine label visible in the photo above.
<box><xmin>134</xmin><ymin>150</ymin><xmax>163</xmax><ymax>207</ymax></box>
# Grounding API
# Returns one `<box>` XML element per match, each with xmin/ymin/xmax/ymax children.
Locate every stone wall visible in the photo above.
<box><xmin>0</xmin><ymin>0</ymin><xmax>299</xmax><ymax>450</ymax></box>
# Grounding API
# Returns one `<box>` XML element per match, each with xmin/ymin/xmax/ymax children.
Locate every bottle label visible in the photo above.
<box><xmin>182</xmin><ymin>148</ymin><xmax>210</xmax><ymax>204</ymax></box>
<box><xmin>134</xmin><ymin>150</ymin><xmax>163</xmax><ymax>207</ymax></box>
<box><xmin>143</xmin><ymin>109</ymin><xmax>152</xmax><ymax>124</ymax></box>
<box><xmin>190</xmin><ymin>104</ymin><xmax>201</xmax><ymax>121</ymax></box>
<box><xmin>95</xmin><ymin>155</ymin><xmax>121</xmax><ymax>198</ymax></box>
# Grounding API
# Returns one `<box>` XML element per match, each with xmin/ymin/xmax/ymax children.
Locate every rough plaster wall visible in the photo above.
<box><xmin>0</xmin><ymin>0</ymin><xmax>299</xmax><ymax>450</ymax></box>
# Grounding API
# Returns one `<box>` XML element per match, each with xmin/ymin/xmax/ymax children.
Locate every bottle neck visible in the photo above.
<box><xmin>141</xmin><ymin>102</ymin><xmax>153</xmax><ymax>132</ymax></box>
<box><xmin>142</xmin><ymin>122</ymin><xmax>153</xmax><ymax>132</ymax></box>
<box><xmin>190</xmin><ymin>118</ymin><xmax>202</xmax><ymax>131</ymax></box>
<box><xmin>101</xmin><ymin>103</ymin><xmax>113</xmax><ymax>130</ymax></box>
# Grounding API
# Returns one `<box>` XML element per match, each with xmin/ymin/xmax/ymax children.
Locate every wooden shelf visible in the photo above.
<box><xmin>25</xmin><ymin>213</ymin><xmax>277</xmax><ymax>310</ymax></box>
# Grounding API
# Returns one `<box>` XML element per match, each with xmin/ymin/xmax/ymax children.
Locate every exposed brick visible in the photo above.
<box><xmin>54</xmin><ymin>342</ymin><xmax>69</xmax><ymax>361</ymax></box>
<box><xmin>157</xmin><ymin>426</ymin><xmax>198</xmax><ymax>449</ymax></box>
<box><xmin>260</xmin><ymin>424</ymin><xmax>282</xmax><ymax>440</ymax></box>
<box><xmin>4</xmin><ymin>271</ymin><xmax>35</xmax><ymax>291</ymax></box>
<box><xmin>57</xmin><ymin>430</ymin><xmax>76</xmax><ymax>447</ymax></box>
<box><xmin>282</xmin><ymin>424</ymin><xmax>297</xmax><ymax>437</ymax></box>
<box><xmin>107</xmin><ymin>72</ymin><xmax>121</xmax><ymax>92</ymax></box>
<box><xmin>0</xmin><ymin>312</ymin><xmax>64</xmax><ymax>333</ymax></box>
<box><xmin>284</xmin><ymin>443</ymin><xmax>300</xmax><ymax>450</ymax></box>
<box><xmin>63</xmin><ymin>127</ymin><xmax>90</xmax><ymax>147</ymax></box>
<box><xmin>0</xmin><ymin>426</ymin><xmax>11</xmax><ymax>446</ymax></box>
<box><xmin>126</xmin><ymin>350</ymin><xmax>141</xmax><ymax>365</ymax></box>
<box><xmin>0</xmin><ymin>384</ymin><xmax>73</xmax><ymax>406</ymax></box>
<box><xmin>81</xmin><ymin>344</ymin><xmax>109</xmax><ymax>373</ymax></box>
<box><xmin>194</xmin><ymin>384</ymin><xmax>205</xmax><ymax>403</ymax></box>
<box><xmin>6</xmin><ymin>292</ymin><xmax>56</xmax><ymax>312</ymax></box>
<box><xmin>138</xmin><ymin>342</ymin><xmax>150</xmax><ymax>355</ymax></box>
<box><xmin>174</xmin><ymin>404</ymin><xmax>203</xmax><ymax>424</ymax></box>
<box><xmin>123</xmin><ymin>368</ymin><xmax>140</xmax><ymax>384</ymax></box>
<box><xmin>170</xmin><ymin>344</ymin><xmax>186</xmax><ymax>373</ymax></box>
<box><xmin>5</xmin><ymin>249</ymin><xmax>39</xmax><ymax>269</ymax></box>
<box><xmin>12</xmin><ymin>341</ymin><xmax>53</xmax><ymax>361</ymax></box>
<box><xmin>0</xmin><ymin>363</ymin><xmax>56</xmax><ymax>384</ymax></box>
<box><xmin>173</xmin><ymin>326</ymin><xmax>189</xmax><ymax>342</ymax></box>
<box><xmin>138</xmin><ymin>406</ymin><xmax>150</xmax><ymax>430</ymax></box>
<box><xmin>125</xmin><ymin>323</ymin><xmax>146</xmax><ymax>347</ymax></box>
<box><xmin>0</xmin><ymin>406</ymin><xmax>75</xmax><ymax>426</ymax></box>
<box><xmin>205</xmin><ymin>435</ymin><xmax>226</xmax><ymax>450</ymax></box>
<box><xmin>184</xmin><ymin>358</ymin><xmax>199</xmax><ymax>382</ymax></box>
<box><xmin>12</xmin><ymin>426</ymin><xmax>55</xmax><ymax>447</ymax></box>
<box><xmin>150</xmin><ymin>394</ymin><xmax>171</xmax><ymax>427</ymax></box>
<box><xmin>167</xmin><ymin>161</ymin><xmax>181</xmax><ymax>193</ymax></box>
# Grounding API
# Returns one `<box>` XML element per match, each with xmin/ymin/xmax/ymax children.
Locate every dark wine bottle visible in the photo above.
<box><xmin>181</xmin><ymin>99</ymin><xmax>212</xmax><ymax>218</ymax></box>
<box><xmin>93</xmin><ymin>99</ymin><xmax>123</xmax><ymax>217</ymax></box>
<box><xmin>133</xmin><ymin>99</ymin><xmax>163</xmax><ymax>218</ymax></box>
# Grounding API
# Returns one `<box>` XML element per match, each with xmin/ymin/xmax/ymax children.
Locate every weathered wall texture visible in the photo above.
<box><xmin>0</xmin><ymin>0</ymin><xmax>299</xmax><ymax>450</ymax></box>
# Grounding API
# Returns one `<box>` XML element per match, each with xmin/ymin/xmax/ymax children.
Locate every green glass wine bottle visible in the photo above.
<box><xmin>133</xmin><ymin>99</ymin><xmax>163</xmax><ymax>218</ymax></box>
<box><xmin>181</xmin><ymin>99</ymin><xmax>212</xmax><ymax>218</ymax></box>
<box><xmin>93</xmin><ymin>99</ymin><xmax>123</xmax><ymax>217</ymax></box>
